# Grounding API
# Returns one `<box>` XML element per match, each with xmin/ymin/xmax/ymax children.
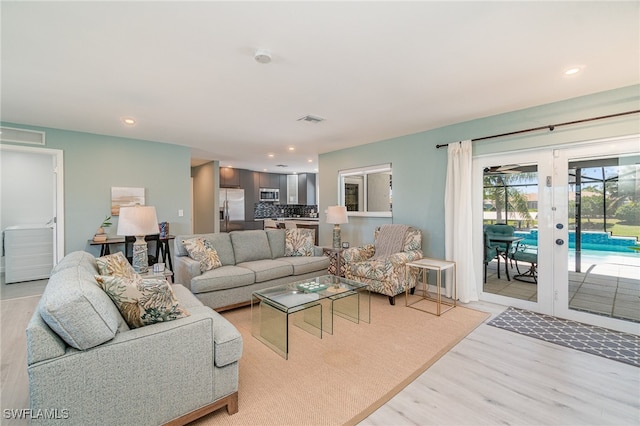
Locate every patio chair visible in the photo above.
<box><xmin>483</xmin><ymin>232</ymin><xmax>502</xmax><ymax>283</ymax></box>
<box><xmin>509</xmin><ymin>241</ymin><xmax>538</xmax><ymax>283</ymax></box>
<box><xmin>484</xmin><ymin>224</ymin><xmax>516</xmax><ymax>279</ymax></box>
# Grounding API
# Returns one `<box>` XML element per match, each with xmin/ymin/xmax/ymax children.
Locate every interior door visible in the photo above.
<box><xmin>552</xmin><ymin>136</ymin><xmax>640</xmax><ymax>334</ymax></box>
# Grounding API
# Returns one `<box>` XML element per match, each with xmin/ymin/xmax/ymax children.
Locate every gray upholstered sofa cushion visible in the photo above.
<box><xmin>236</xmin><ymin>259</ymin><xmax>293</xmax><ymax>283</ymax></box>
<box><xmin>278</xmin><ymin>255</ymin><xmax>331</xmax><ymax>275</ymax></box>
<box><xmin>191</xmin><ymin>265</ymin><xmax>255</xmax><ymax>293</ymax></box>
<box><xmin>230</xmin><ymin>230</ymin><xmax>272</xmax><ymax>263</ymax></box>
<box><xmin>37</xmin><ymin>251</ymin><xmax>127</xmax><ymax>350</ymax></box>
<box><xmin>176</xmin><ymin>233</ymin><xmax>236</xmax><ymax>266</ymax></box>
<box><xmin>266</xmin><ymin>229</ymin><xmax>286</xmax><ymax>258</ymax></box>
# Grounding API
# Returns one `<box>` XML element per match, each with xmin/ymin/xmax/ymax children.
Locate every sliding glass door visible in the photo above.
<box><xmin>553</xmin><ymin>136</ymin><xmax>639</xmax><ymax>334</ymax></box>
<box><xmin>475</xmin><ymin>135</ymin><xmax>639</xmax><ymax>334</ymax></box>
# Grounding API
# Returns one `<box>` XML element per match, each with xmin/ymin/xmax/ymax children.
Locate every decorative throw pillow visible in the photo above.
<box><xmin>285</xmin><ymin>228</ymin><xmax>314</xmax><ymax>257</ymax></box>
<box><xmin>182</xmin><ymin>237</ymin><xmax>222</xmax><ymax>272</ymax></box>
<box><xmin>95</xmin><ymin>275</ymin><xmax>190</xmax><ymax>329</ymax></box>
<box><xmin>96</xmin><ymin>251</ymin><xmax>138</xmax><ymax>279</ymax></box>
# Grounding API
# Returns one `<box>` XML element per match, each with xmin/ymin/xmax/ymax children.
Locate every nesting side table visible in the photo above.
<box><xmin>405</xmin><ymin>258</ymin><xmax>456</xmax><ymax>316</ymax></box>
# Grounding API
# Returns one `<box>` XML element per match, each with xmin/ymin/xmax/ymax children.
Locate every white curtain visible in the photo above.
<box><xmin>444</xmin><ymin>140</ymin><xmax>479</xmax><ymax>303</ymax></box>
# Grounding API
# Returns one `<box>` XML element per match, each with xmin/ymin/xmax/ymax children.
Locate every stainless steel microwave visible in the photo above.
<box><xmin>259</xmin><ymin>188</ymin><xmax>279</xmax><ymax>202</ymax></box>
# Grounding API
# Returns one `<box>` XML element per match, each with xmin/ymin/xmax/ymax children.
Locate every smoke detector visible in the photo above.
<box><xmin>254</xmin><ymin>49</ymin><xmax>272</xmax><ymax>64</ymax></box>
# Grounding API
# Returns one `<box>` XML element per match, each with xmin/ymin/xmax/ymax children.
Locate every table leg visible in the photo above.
<box><xmin>504</xmin><ymin>243</ymin><xmax>511</xmax><ymax>281</ymax></box>
<box><xmin>436</xmin><ymin>267</ymin><xmax>441</xmax><ymax>316</ymax></box>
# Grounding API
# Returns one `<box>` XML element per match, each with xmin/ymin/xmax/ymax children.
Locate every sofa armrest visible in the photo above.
<box><xmin>174</xmin><ymin>255</ymin><xmax>201</xmax><ymax>290</ymax></box>
<box><xmin>27</xmin><ymin>311</ymin><xmax>231</xmax><ymax>425</ymax></box>
<box><xmin>342</xmin><ymin>244</ymin><xmax>375</xmax><ymax>263</ymax></box>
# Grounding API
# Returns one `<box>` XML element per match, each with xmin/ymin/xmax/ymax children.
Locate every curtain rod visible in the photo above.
<box><xmin>435</xmin><ymin>109</ymin><xmax>640</xmax><ymax>149</ymax></box>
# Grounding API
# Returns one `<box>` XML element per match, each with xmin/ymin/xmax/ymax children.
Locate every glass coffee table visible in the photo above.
<box><xmin>251</xmin><ymin>275</ymin><xmax>370</xmax><ymax>359</ymax></box>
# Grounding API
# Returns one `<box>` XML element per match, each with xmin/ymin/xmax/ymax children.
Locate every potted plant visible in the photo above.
<box><xmin>96</xmin><ymin>215</ymin><xmax>112</xmax><ymax>235</ymax></box>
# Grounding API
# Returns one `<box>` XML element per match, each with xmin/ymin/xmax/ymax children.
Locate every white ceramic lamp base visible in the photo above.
<box><xmin>132</xmin><ymin>236</ymin><xmax>149</xmax><ymax>273</ymax></box>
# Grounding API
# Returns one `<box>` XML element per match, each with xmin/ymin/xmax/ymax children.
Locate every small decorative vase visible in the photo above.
<box><xmin>96</xmin><ymin>227</ymin><xmax>105</xmax><ymax>235</ymax></box>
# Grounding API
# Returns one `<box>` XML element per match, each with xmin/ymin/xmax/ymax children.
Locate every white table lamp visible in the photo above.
<box><xmin>326</xmin><ymin>206</ymin><xmax>348</xmax><ymax>249</ymax></box>
<box><xmin>117</xmin><ymin>205</ymin><xmax>158</xmax><ymax>273</ymax></box>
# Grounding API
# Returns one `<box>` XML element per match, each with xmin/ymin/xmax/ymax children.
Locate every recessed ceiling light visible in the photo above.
<box><xmin>564</xmin><ymin>66</ymin><xmax>583</xmax><ymax>76</ymax></box>
<box><xmin>288</xmin><ymin>147</ymin><xmax>295</xmax><ymax>151</ymax></box>
<box><xmin>121</xmin><ymin>117</ymin><xmax>136</xmax><ymax>126</ymax></box>
<box><xmin>307</xmin><ymin>159</ymin><xmax>313</xmax><ymax>163</ymax></box>
<box><xmin>268</xmin><ymin>153</ymin><xmax>274</xmax><ymax>158</ymax></box>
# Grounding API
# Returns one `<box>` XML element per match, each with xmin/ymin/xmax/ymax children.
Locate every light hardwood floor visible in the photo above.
<box><xmin>361</xmin><ymin>301</ymin><xmax>640</xmax><ymax>426</ymax></box>
<box><xmin>1</xmin><ymin>289</ymin><xmax>639</xmax><ymax>425</ymax></box>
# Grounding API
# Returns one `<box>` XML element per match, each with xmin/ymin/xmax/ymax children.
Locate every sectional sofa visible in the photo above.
<box><xmin>174</xmin><ymin>229</ymin><xmax>331</xmax><ymax>311</ymax></box>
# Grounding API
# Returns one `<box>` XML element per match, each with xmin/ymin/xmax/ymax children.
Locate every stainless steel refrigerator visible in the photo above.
<box><xmin>220</xmin><ymin>188</ymin><xmax>245</xmax><ymax>232</ymax></box>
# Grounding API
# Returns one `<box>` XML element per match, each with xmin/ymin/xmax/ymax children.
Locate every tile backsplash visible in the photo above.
<box><xmin>254</xmin><ymin>203</ymin><xmax>318</xmax><ymax>219</ymax></box>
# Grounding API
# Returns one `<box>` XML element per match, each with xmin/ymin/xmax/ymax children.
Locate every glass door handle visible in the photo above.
<box><xmin>555</xmin><ymin>239</ymin><xmax>564</xmax><ymax>245</ymax></box>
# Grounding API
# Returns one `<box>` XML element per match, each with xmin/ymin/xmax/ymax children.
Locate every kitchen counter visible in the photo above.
<box><xmin>255</xmin><ymin>217</ymin><xmax>319</xmax><ymax>224</ymax></box>
<box><xmin>254</xmin><ymin>218</ymin><xmax>319</xmax><ymax>243</ymax></box>
<box><xmin>276</xmin><ymin>218</ymin><xmax>318</xmax><ymax>225</ymax></box>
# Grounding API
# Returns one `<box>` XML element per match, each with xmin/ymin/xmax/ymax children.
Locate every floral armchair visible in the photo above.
<box><xmin>343</xmin><ymin>225</ymin><xmax>423</xmax><ymax>305</ymax></box>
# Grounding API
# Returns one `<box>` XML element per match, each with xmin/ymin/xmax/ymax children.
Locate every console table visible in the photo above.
<box><xmin>89</xmin><ymin>235</ymin><xmax>175</xmax><ymax>278</ymax></box>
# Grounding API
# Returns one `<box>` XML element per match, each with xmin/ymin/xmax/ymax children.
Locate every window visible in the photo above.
<box><xmin>338</xmin><ymin>163</ymin><xmax>392</xmax><ymax>217</ymax></box>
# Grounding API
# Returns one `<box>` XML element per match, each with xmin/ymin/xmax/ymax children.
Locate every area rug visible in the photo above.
<box><xmin>488</xmin><ymin>306</ymin><xmax>639</xmax><ymax>367</ymax></box>
<box><xmin>193</xmin><ymin>295</ymin><xmax>490</xmax><ymax>426</ymax></box>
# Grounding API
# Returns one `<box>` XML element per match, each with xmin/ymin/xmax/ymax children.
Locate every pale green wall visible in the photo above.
<box><xmin>1</xmin><ymin>123</ymin><xmax>192</xmax><ymax>257</ymax></box>
<box><xmin>319</xmin><ymin>85</ymin><xmax>640</xmax><ymax>257</ymax></box>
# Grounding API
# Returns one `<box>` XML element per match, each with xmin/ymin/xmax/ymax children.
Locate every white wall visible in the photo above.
<box><xmin>1</xmin><ymin>149</ymin><xmax>54</xmax><ymax>228</ymax></box>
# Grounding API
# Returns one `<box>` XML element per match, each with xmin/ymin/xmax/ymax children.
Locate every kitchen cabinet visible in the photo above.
<box><xmin>220</xmin><ymin>167</ymin><xmax>240</xmax><ymax>188</ymax></box>
<box><xmin>279</xmin><ymin>175</ymin><xmax>288</xmax><ymax>203</ymax></box>
<box><xmin>259</xmin><ymin>172</ymin><xmax>280</xmax><ymax>189</ymax></box>
<box><xmin>298</xmin><ymin>173</ymin><xmax>316</xmax><ymax>205</ymax></box>
<box><xmin>286</xmin><ymin>175</ymin><xmax>298</xmax><ymax>204</ymax></box>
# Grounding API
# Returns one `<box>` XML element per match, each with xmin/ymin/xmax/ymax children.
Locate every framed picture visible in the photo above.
<box><xmin>111</xmin><ymin>187</ymin><xmax>145</xmax><ymax>216</ymax></box>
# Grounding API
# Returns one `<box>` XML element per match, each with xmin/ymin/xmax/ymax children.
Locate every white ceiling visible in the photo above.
<box><xmin>2</xmin><ymin>1</ymin><xmax>638</xmax><ymax>173</ymax></box>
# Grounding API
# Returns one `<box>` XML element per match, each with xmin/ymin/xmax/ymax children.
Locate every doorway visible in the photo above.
<box><xmin>0</xmin><ymin>144</ymin><xmax>64</xmax><ymax>269</ymax></box>
<box><xmin>475</xmin><ymin>135</ymin><xmax>639</xmax><ymax>334</ymax></box>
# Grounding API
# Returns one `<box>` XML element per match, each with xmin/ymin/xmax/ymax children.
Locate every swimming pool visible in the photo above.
<box><xmin>514</xmin><ymin>230</ymin><xmax>639</xmax><ymax>253</ymax></box>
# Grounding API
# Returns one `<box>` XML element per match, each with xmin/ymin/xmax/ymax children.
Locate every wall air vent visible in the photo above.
<box><xmin>296</xmin><ymin>114</ymin><xmax>325</xmax><ymax>124</ymax></box>
<box><xmin>0</xmin><ymin>126</ymin><xmax>46</xmax><ymax>145</ymax></box>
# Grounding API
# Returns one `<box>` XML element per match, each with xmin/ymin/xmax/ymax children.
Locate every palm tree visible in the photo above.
<box><xmin>483</xmin><ymin>172</ymin><xmax>534</xmax><ymax>228</ymax></box>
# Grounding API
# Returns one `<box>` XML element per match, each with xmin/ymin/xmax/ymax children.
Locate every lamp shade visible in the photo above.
<box><xmin>117</xmin><ymin>205</ymin><xmax>159</xmax><ymax>236</ymax></box>
<box><xmin>326</xmin><ymin>206</ymin><xmax>348</xmax><ymax>224</ymax></box>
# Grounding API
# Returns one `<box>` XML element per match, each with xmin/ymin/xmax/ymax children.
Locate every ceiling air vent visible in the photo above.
<box><xmin>0</xmin><ymin>126</ymin><xmax>46</xmax><ymax>145</ymax></box>
<box><xmin>297</xmin><ymin>114</ymin><xmax>325</xmax><ymax>124</ymax></box>
<box><xmin>276</xmin><ymin>164</ymin><xmax>288</xmax><ymax>168</ymax></box>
